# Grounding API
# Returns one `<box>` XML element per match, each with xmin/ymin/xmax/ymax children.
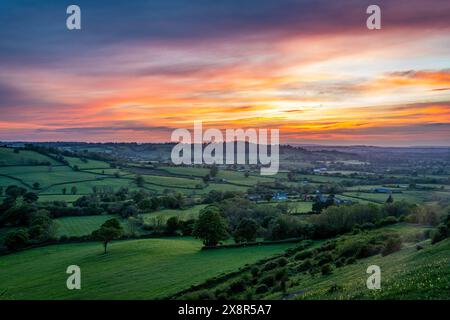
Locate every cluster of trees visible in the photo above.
<box><xmin>0</xmin><ymin>186</ymin><xmax>57</xmax><ymax>251</ymax></box>
<box><xmin>187</xmin><ymin>196</ymin><xmax>444</xmax><ymax>247</ymax></box>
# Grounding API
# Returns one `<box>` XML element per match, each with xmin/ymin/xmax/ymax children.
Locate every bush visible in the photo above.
<box><xmin>321</xmin><ymin>263</ymin><xmax>333</xmax><ymax>275</ymax></box>
<box><xmin>261</xmin><ymin>261</ymin><xmax>278</xmax><ymax>272</ymax></box>
<box><xmin>377</xmin><ymin>216</ymin><xmax>398</xmax><ymax>227</ymax></box>
<box><xmin>297</xmin><ymin>259</ymin><xmax>313</xmax><ymax>272</ymax></box>
<box><xmin>294</xmin><ymin>249</ymin><xmax>313</xmax><ymax>261</ymax></box>
<box><xmin>228</xmin><ymin>279</ymin><xmax>247</xmax><ymax>294</ymax></box>
<box><xmin>275</xmin><ymin>268</ymin><xmax>287</xmax><ymax>281</ymax></box>
<box><xmin>4</xmin><ymin>229</ymin><xmax>29</xmax><ymax>251</ymax></box>
<box><xmin>316</xmin><ymin>252</ymin><xmax>333</xmax><ymax>266</ymax></box>
<box><xmin>327</xmin><ymin>283</ymin><xmax>342</xmax><ymax>293</ymax></box>
<box><xmin>250</xmin><ymin>266</ymin><xmax>260</xmax><ymax>277</ymax></box>
<box><xmin>255</xmin><ymin>284</ymin><xmax>269</xmax><ymax>294</ymax></box>
<box><xmin>335</xmin><ymin>257</ymin><xmax>346</xmax><ymax>268</ymax></box>
<box><xmin>198</xmin><ymin>290</ymin><xmax>215</xmax><ymax>300</ymax></box>
<box><xmin>431</xmin><ymin>224</ymin><xmax>449</xmax><ymax>244</ymax></box>
<box><xmin>277</xmin><ymin>257</ymin><xmax>288</xmax><ymax>267</ymax></box>
<box><xmin>381</xmin><ymin>236</ymin><xmax>402</xmax><ymax>256</ymax></box>
<box><xmin>317</xmin><ymin>241</ymin><xmax>336</xmax><ymax>252</ymax></box>
<box><xmin>360</xmin><ymin>222</ymin><xmax>376</xmax><ymax>230</ymax></box>
<box><xmin>260</xmin><ymin>275</ymin><xmax>275</xmax><ymax>287</ymax></box>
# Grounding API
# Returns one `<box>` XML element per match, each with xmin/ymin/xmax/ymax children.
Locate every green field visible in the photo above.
<box><xmin>55</xmin><ymin>215</ymin><xmax>128</xmax><ymax>237</ymax></box>
<box><xmin>0</xmin><ymin>147</ymin><xmax>60</xmax><ymax>166</ymax></box>
<box><xmin>41</xmin><ymin>177</ymin><xmax>136</xmax><ymax>195</ymax></box>
<box><xmin>63</xmin><ymin>156</ymin><xmax>110</xmax><ymax>170</ymax></box>
<box><xmin>142</xmin><ymin>204</ymin><xmax>207</xmax><ymax>223</ymax></box>
<box><xmin>216</xmin><ymin>170</ymin><xmax>275</xmax><ymax>186</ymax></box>
<box><xmin>0</xmin><ymin>166</ymin><xmax>100</xmax><ymax>189</ymax></box>
<box><xmin>160</xmin><ymin>166</ymin><xmax>210</xmax><ymax>177</ymax></box>
<box><xmin>343</xmin><ymin>191</ymin><xmax>429</xmax><ymax>204</ymax></box>
<box><xmin>0</xmin><ymin>238</ymin><xmax>293</xmax><ymax>299</ymax></box>
<box><xmin>143</xmin><ymin>174</ymin><xmax>201</xmax><ymax>188</ymax></box>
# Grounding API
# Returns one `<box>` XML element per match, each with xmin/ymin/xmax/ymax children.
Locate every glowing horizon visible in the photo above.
<box><xmin>0</xmin><ymin>0</ymin><xmax>449</xmax><ymax>146</ymax></box>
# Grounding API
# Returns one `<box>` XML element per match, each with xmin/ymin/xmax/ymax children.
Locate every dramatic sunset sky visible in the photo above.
<box><xmin>0</xmin><ymin>0</ymin><xmax>449</xmax><ymax>146</ymax></box>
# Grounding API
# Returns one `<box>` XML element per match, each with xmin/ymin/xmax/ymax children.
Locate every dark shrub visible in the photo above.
<box><xmin>261</xmin><ymin>261</ymin><xmax>278</xmax><ymax>272</ymax></box>
<box><xmin>4</xmin><ymin>229</ymin><xmax>29</xmax><ymax>251</ymax></box>
<box><xmin>431</xmin><ymin>224</ymin><xmax>448</xmax><ymax>244</ymax></box>
<box><xmin>215</xmin><ymin>291</ymin><xmax>228</xmax><ymax>300</ymax></box>
<box><xmin>297</xmin><ymin>259</ymin><xmax>313</xmax><ymax>272</ymax></box>
<box><xmin>255</xmin><ymin>284</ymin><xmax>269</xmax><ymax>294</ymax></box>
<box><xmin>356</xmin><ymin>243</ymin><xmax>383</xmax><ymax>259</ymax></box>
<box><xmin>277</xmin><ymin>257</ymin><xmax>288</xmax><ymax>267</ymax></box>
<box><xmin>198</xmin><ymin>290</ymin><xmax>215</xmax><ymax>300</ymax></box>
<box><xmin>275</xmin><ymin>268</ymin><xmax>287</xmax><ymax>281</ymax></box>
<box><xmin>228</xmin><ymin>279</ymin><xmax>247</xmax><ymax>294</ymax></box>
<box><xmin>251</xmin><ymin>266</ymin><xmax>260</xmax><ymax>277</ymax></box>
<box><xmin>335</xmin><ymin>257</ymin><xmax>346</xmax><ymax>268</ymax></box>
<box><xmin>318</xmin><ymin>241</ymin><xmax>336</xmax><ymax>252</ymax></box>
<box><xmin>345</xmin><ymin>257</ymin><xmax>356</xmax><ymax>265</ymax></box>
<box><xmin>260</xmin><ymin>275</ymin><xmax>275</xmax><ymax>287</ymax></box>
<box><xmin>316</xmin><ymin>252</ymin><xmax>333</xmax><ymax>266</ymax></box>
<box><xmin>321</xmin><ymin>263</ymin><xmax>333</xmax><ymax>275</ymax></box>
<box><xmin>327</xmin><ymin>283</ymin><xmax>342</xmax><ymax>293</ymax></box>
<box><xmin>294</xmin><ymin>250</ymin><xmax>313</xmax><ymax>261</ymax></box>
<box><xmin>377</xmin><ymin>216</ymin><xmax>398</xmax><ymax>227</ymax></box>
<box><xmin>360</xmin><ymin>222</ymin><xmax>376</xmax><ymax>230</ymax></box>
<box><xmin>381</xmin><ymin>235</ymin><xmax>402</xmax><ymax>256</ymax></box>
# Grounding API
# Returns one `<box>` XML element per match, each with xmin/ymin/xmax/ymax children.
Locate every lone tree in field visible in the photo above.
<box><xmin>92</xmin><ymin>218</ymin><xmax>123</xmax><ymax>254</ymax></box>
<box><xmin>193</xmin><ymin>206</ymin><xmax>228</xmax><ymax>247</ymax></box>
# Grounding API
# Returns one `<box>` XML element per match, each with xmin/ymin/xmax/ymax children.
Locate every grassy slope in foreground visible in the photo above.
<box><xmin>278</xmin><ymin>238</ymin><xmax>450</xmax><ymax>300</ymax></box>
<box><xmin>0</xmin><ymin>238</ymin><xmax>293</xmax><ymax>300</ymax></box>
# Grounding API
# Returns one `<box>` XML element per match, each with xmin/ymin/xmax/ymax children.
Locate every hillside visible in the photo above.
<box><xmin>0</xmin><ymin>238</ymin><xmax>293</xmax><ymax>299</ymax></box>
<box><xmin>175</xmin><ymin>224</ymin><xmax>450</xmax><ymax>300</ymax></box>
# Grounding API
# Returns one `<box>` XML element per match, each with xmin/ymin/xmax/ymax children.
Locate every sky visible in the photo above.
<box><xmin>0</xmin><ymin>0</ymin><xmax>449</xmax><ymax>146</ymax></box>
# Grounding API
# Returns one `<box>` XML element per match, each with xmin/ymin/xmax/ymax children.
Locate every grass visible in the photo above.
<box><xmin>216</xmin><ymin>170</ymin><xmax>275</xmax><ymax>186</ymax></box>
<box><xmin>141</xmin><ymin>204</ymin><xmax>207</xmax><ymax>222</ymax></box>
<box><xmin>343</xmin><ymin>191</ymin><xmax>429</xmax><ymax>204</ymax></box>
<box><xmin>55</xmin><ymin>215</ymin><xmax>128</xmax><ymax>237</ymax></box>
<box><xmin>0</xmin><ymin>175</ymin><xmax>28</xmax><ymax>188</ymax></box>
<box><xmin>266</xmin><ymin>200</ymin><xmax>312</xmax><ymax>213</ymax></box>
<box><xmin>37</xmin><ymin>194</ymin><xmax>83</xmax><ymax>203</ymax></box>
<box><xmin>40</xmin><ymin>177</ymin><xmax>136</xmax><ymax>195</ymax></box>
<box><xmin>0</xmin><ymin>147</ymin><xmax>60</xmax><ymax>166</ymax></box>
<box><xmin>160</xmin><ymin>166</ymin><xmax>210</xmax><ymax>177</ymax></box>
<box><xmin>0</xmin><ymin>166</ymin><xmax>101</xmax><ymax>189</ymax></box>
<box><xmin>0</xmin><ymin>238</ymin><xmax>294</xmax><ymax>299</ymax></box>
<box><xmin>143</xmin><ymin>174</ymin><xmax>202</xmax><ymax>188</ymax></box>
<box><xmin>285</xmin><ymin>238</ymin><xmax>450</xmax><ymax>300</ymax></box>
<box><xmin>63</xmin><ymin>156</ymin><xmax>110</xmax><ymax>170</ymax></box>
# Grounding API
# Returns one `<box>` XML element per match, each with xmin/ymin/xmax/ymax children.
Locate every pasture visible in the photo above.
<box><xmin>55</xmin><ymin>215</ymin><xmax>128</xmax><ymax>237</ymax></box>
<box><xmin>141</xmin><ymin>204</ymin><xmax>207</xmax><ymax>223</ymax></box>
<box><xmin>0</xmin><ymin>238</ymin><xmax>294</xmax><ymax>299</ymax></box>
<box><xmin>0</xmin><ymin>147</ymin><xmax>60</xmax><ymax>166</ymax></box>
